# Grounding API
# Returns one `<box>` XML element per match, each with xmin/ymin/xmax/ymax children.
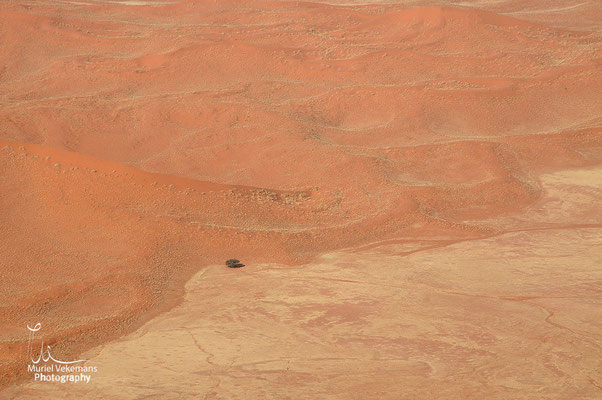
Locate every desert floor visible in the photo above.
<box><xmin>0</xmin><ymin>0</ymin><xmax>601</xmax><ymax>398</ymax></box>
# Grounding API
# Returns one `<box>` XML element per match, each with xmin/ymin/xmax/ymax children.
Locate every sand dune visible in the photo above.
<box><xmin>0</xmin><ymin>0</ymin><xmax>601</xmax><ymax>397</ymax></box>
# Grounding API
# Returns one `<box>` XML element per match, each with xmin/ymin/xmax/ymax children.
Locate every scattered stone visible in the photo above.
<box><xmin>91</xmin><ymin>169</ymin><xmax>97</xmax><ymax>173</ymax></box>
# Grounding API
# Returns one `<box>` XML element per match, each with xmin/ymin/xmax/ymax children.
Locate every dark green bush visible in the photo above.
<box><xmin>226</xmin><ymin>259</ymin><xmax>242</xmax><ymax>268</ymax></box>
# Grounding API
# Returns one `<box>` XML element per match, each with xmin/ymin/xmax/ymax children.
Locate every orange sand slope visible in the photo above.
<box><xmin>0</xmin><ymin>0</ymin><xmax>601</xmax><ymax>395</ymax></box>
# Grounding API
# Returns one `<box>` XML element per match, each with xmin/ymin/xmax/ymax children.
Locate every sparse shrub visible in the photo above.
<box><xmin>225</xmin><ymin>259</ymin><xmax>243</xmax><ymax>268</ymax></box>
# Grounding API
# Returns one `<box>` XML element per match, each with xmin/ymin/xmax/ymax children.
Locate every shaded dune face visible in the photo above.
<box><xmin>0</xmin><ymin>0</ymin><xmax>601</xmax><ymax>389</ymax></box>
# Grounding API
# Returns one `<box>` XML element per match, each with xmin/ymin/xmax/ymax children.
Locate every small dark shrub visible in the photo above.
<box><xmin>225</xmin><ymin>259</ymin><xmax>244</xmax><ymax>268</ymax></box>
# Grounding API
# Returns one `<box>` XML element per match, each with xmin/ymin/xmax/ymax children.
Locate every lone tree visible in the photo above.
<box><xmin>225</xmin><ymin>258</ymin><xmax>243</xmax><ymax>268</ymax></box>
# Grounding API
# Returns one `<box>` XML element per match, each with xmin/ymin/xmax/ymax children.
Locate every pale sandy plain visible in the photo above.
<box><xmin>0</xmin><ymin>0</ymin><xmax>601</xmax><ymax>398</ymax></box>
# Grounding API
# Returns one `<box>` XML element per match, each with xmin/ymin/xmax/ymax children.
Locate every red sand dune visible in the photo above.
<box><xmin>0</xmin><ymin>0</ymin><xmax>601</xmax><ymax>395</ymax></box>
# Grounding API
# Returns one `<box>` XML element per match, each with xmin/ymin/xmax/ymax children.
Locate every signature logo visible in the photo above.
<box><xmin>26</xmin><ymin>323</ymin><xmax>97</xmax><ymax>384</ymax></box>
<box><xmin>27</xmin><ymin>323</ymin><xmax>87</xmax><ymax>365</ymax></box>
